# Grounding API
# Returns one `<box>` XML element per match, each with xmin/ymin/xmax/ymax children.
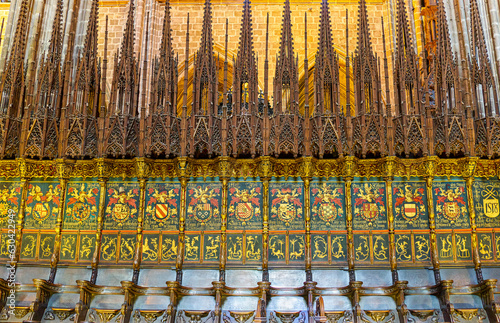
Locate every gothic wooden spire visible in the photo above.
<box><xmin>353</xmin><ymin>0</ymin><xmax>381</xmax><ymax>116</ymax></box>
<box><xmin>35</xmin><ymin>0</ymin><xmax>64</xmax><ymax>115</ymax></box>
<box><xmin>315</xmin><ymin>0</ymin><xmax>340</xmax><ymax>116</ymax></box>
<box><xmin>192</xmin><ymin>0</ymin><xmax>217</xmax><ymax>116</ymax></box>
<box><xmin>147</xmin><ymin>0</ymin><xmax>180</xmax><ymax>158</ymax></box>
<box><xmin>433</xmin><ymin>0</ymin><xmax>460</xmax><ymax>115</ymax></box>
<box><xmin>233</xmin><ymin>0</ymin><xmax>258</xmax><ymax>115</ymax></box>
<box><xmin>0</xmin><ymin>0</ymin><xmax>30</xmax><ymax>118</ymax></box>
<box><xmin>393</xmin><ymin>0</ymin><xmax>421</xmax><ymax>116</ymax></box>
<box><xmin>63</xmin><ymin>0</ymin><xmax>101</xmax><ymax>159</ymax></box>
<box><xmin>274</xmin><ymin>0</ymin><xmax>299</xmax><ymax>113</ymax></box>
<box><xmin>108</xmin><ymin>0</ymin><xmax>139</xmax><ymax>116</ymax></box>
<box><xmin>468</xmin><ymin>0</ymin><xmax>498</xmax><ymax>117</ymax></box>
<box><xmin>151</xmin><ymin>0</ymin><xmax>177</xmax><ymax>114</ymax></box>
<box><xmin>230</xmin><ymin>0</ymin><xmax>262</xmax><ymax>158</ymax></box>
<box><xmin>104</xmin><ymin>0</ymin><xmax>140</xmax><ymax>158</ymax></box>
<box><xmin>22</xmin><ymin>0</ymin><xmax>65</xmax><ymax>159</ymax></box>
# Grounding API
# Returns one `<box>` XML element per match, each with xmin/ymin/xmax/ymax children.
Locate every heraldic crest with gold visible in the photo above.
<box><xmin>145</xmin><ymin>183</ymin><xmax>180</xmax><ymax>230</ymax></box>
<box><xmin>25</xmin><ymin>183</ymin><xmax>61</xmax><ymax>228</ymax></box>
<box><xmin>270</xmin><ymin>183</ymin><xmax>304</xmax><ymax>230</ymax></box>
<box><xmin>311</xmin><ymin>183</ymin><xmax>345</xmax><ymax>230</ymax></box>
<box><xmin>186</xmin><ymin>184</ymin><xmax>221</xmax><ymax>229</ymax></box>
<box><xmin>393</xmin><ymin>183</ymin><xmax>427</xmax><ymax>229</ymax></box>
<box><xmin>64</xmin><ymin>183</ymin><xmax>99</xmax><ymax>229</ymax></box>
<box><xmin>433</xmin><ymin>182</ymin><xmax>469</xmax><ymax>229</ymax></box>
<box><xmin>228</xmin><ymin>182</ymin><xmax>262</xmax><ymax>229</ymax></box>
<box><xmin>105</xmin><ymin>184</ymin><xmax>139</xmax><ymax>229</ymax></box>
<box><xmin>0</xmin><ymin>183</ymin><xmax>21</xmax><ymax>226</ymax></box>
<box><xmin>352</xmin><ymin>182</ymin><xmax>387</xmax><ymax>229</ymax></box>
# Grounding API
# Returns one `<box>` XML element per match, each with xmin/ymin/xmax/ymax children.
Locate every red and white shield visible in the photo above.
<box><xmin>403</xmin><ymin>203</ymin><xmax>418</xmax><ymax>219</ymax></box>
<box><xmin>33</xmin><ymin>203</ymin><xmax>49</xmax><ymax>221</ymax></box>
<box><xmin>155</xmin><ymin>204</ymin><xmax>169</xmax><ymax>220</ymax></box>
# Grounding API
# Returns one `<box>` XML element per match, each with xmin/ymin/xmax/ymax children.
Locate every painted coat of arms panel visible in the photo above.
<box><xmin>310</xmin><ymin>182</ymin><xmax>345</xmax><ymax>230</ymax></box>
<box><xmin>104</xmin><ymin>183</ymin><xmax>140</xmax><ymax>230</ymax></box>
<box><xmin>0</xmin><ymin>181</ymin><xmax>22</xmax><ymax>229</ymax></box>
<box><xmin>145</xmin><ymin>182</ymin><xmax>181</xmax><ymax>231</ymax></box>
<box><xmin>228</xmin><ymin>182</ymin><xmax>262</xmax><ymax>230</ymax></box>
<box><xmin>64</xmin><ymin>182</ymin><xmax>100</xmax><ymax>230</ymax></box>
<box><xmin>352</xmin><ymin>182</ymin><xmax>387</xmax><ymax>230</ymax></box>
<box><xmin>186</xmin><ymin>183</ymin><xmax>222</xmax><ymax>231</ymax></box>
<box><xmin>25</xmin><ymin>182</ymin><xmax>61</xmax><ymax>229</ymax></box>
<box><xmin>433</xmin><ymin>182</ymin><xmax>469</xmax><ymax>229</ymax></box>
<box><xmin>393</xmin><ymin>182</ymin><xmax>428</xmax><ymax>230</ymax></box>
<box><xmin>473</xmin><ymin>181</ymin><xmax>500</xmax><ymax>228</ymax></box>
<box><xmin>269</xmin><ymin>182</ymin><xmax>304</xmax><ymax>231</ymax></box>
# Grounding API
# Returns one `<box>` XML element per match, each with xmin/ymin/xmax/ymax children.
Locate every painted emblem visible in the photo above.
<box><xmin>106</xmin><ymin>187</ymin><xmax>138</xmax><ymax>224</ymax></box>
<box><xmin>270</xmin><ymin>187</ymin><xmax>303</xmax><ymax>226</ymax></box>
<box><xmin>25</xmin><ymin>184</ymin><xmax>61</xmax><ymax>224</ymax></box>
<box><xmin>146</xmin><ymin>188</ymin><xmax>179</xmax><ymax>225</ymax></box>
<box><xmin>187</xmin><ymin>186</ymin><xmax>220</xmax><ymax>225</ymax></box>
<box><xmin>435</xmin><ymin>184</ymin><xmax>466</xmax><ymax>223</ymax></box>
<box><xmin>311</xmin><ymin>184</ymin><xmax>343</xmax><ymax>226</ymax></box>
<box><xmin>228</xmin><ymin>187</ymin><xmax>261</xmax><ymax>225</ymax></box>
<box><xmin>66</xmin><ymin>184</ymin><xmax>98</xmax><ymax>223</ymax></box>
<box><xmin>394</xmin><ymin>184</ymin><xmax>425</xmax><ymax>225</ymax></box>
<box><xmin>353</xmin><ymin>183</ymin><xmax>385</xmax><ymax>227</ymax></box>
<box><xmin>481</xmin><ymin>185</ymin><xmax>499</xmax><ymax>218</ymax></box>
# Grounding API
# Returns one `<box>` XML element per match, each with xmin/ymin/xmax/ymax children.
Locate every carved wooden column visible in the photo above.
<box><xmin>424</xmin><ymin>157</ymin><xmax>440</xmax><ymax>281</ymax></box>
<box><xmin>260</xmin><ymin>157</ymin><xmax>272</xmax><ymax>281</ymax></box>
<box><xmin>90</xmin><ymin>159</ymin><xmax>109</xmax><ymax>284</ymax></box>
<box><xmin>48</xmin><ymin>159</ymin><xmax>71</xmax><ymax>283</ymax></box>
<box><xmin>132</xmin><ymin>158</ymin><xmax>150</xmax><ymax>284</ymax></box>
<box><xmin>165</xmin><ymin>281</ymin><xmax>180</xmax><ymax>323</ymax></box>
<box><xmin>384</xmin><ymin>157</ymin><xmax>398</xmax><ymax>283</ymax></box>
<box><xmin>218</xmin><ymin>158</ymin><xmax>231</xmax><ymax>282</ymax></box>
<box><xmin>342</xmin><ymin>157</ymin><xmax>356</xmax><ymax>281</ymax></box>
<box><xmin>12</xmin><ymin>159</ymin><xmax>30</xmax><ymax>268</ymax></box>
<box><xmin>462</xmin><ymin>158</ymin><xmax>482</xmax><ymax>282</ymax></box>
<box><xmin>176</xmin><ymin>157</ymin><xmax>189</xmax><ymax>283</ymax></box>
<box><xmin>301</xmin><ymin>157</ymin><xmax>313</xmax><ymax>282</ymax></box>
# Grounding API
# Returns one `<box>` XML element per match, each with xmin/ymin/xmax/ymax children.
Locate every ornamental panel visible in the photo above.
<box><xmin>104</xmin><ymin>182</ymin><xmax>140</xmax><ymax>230</ymax></box>
<box><xmin>473</xmin><ymin>181</ymin><xmax>500</xmax><ymax>228</ymax></box>
<box><xmin>186</xmin><ymin>183</ymin><xmax>222</xmax><ymax>231</ymax></box>
<box><xmin>392</xmin><ymin>181</ymin><xmax>428</xmax><ymax>230</ymax></box>
<box><xmin>433</xmin><ymin>182</ymin><xmax>470</xmax><ymax>229</ymax></box>
<box><xmin>144</xmin><ymin>182</ymin><xmax>181</xmax><ymax>231</ymax></box>
<box><xmin>228</xmin><ymin>182</ymin><xmax>263</xmax><ymax>230</ymax></box>
<box><xmin>352</xmin><ymin>181</ymin><xmax>387</xmax><ymax>230</ymax></box>
<box><xmin>269</xmin><ymin>182</ymin><xmax>304</xmax><ymax>230</ymax></box>
<box><xmin>310</xmin><ymin>182</ymin><xmax>346</xmax><ymax>230</ymax></box>
<box><xmin>64</xmin><ymin>181</ymin><xmax>100</xmax><ymax>230</ymax></box>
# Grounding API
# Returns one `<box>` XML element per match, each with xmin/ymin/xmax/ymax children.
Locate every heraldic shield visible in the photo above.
<box><xmin>236</xmin><ymin>202</ymin><xmax>253</xmax><ymax>222</ymax></box>
<box><xmin>195</xmin><ymin>203</ymin><xmax>212</xmax><ymax>224</ymax></box>
<box><xmin>362</xmin><ymin>203</ymin><xmax>379</xmax><ymax>221</ymax></box>
<box><xmin>34</xmin><ymin>203</ymin><xmax>50</xmax><ymax>221</ymax></box>
<box><xmin>278</xmin><ymin>203</ymin><xmax>296</xmax><ymax>225</ymax></box>
<box><xmin>443</xmin><ymin>201</ymin><xmax>460</xmax><ymax>221</ymax></box>
<box><xmin>72</xmin><ymin>202</ymin><xmax>91</xmax><ymax>222</ymax></box>
<box><xmin>112</xmin><ymin>203</ymin><xmax>130</xmax><ymax>223</ymax></box>
<box><xmin>403</xmin><ymin>202</ymin><xmax>418</xmax><ymax>220</ymax></box>
<box><xmin>154</xmin><ymin>204</ymin><xmax>170</xmax><ymax>220</ymax></box>
<box><xmin>319</xmin><ymin>203</ymin><xmax>338</xmax><ymax>222</ymax></box>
